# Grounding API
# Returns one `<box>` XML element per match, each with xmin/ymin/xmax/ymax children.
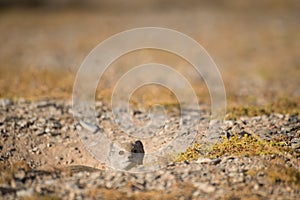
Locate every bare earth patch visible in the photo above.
<box><xmin>0</xmin><ymin>1</ymin><xmax>299</xmax><ymax>199</ymax></box>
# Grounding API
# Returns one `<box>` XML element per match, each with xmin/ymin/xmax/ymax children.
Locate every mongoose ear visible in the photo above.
<box><xmin>135</xmin><ymin>140</ymin><xmax>144</xmax><ymax>148</ymax></box>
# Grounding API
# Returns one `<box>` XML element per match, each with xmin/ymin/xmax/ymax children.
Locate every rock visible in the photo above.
<box><xmin>79</xmin><ymin>120</ymin><xmax>101</xmax><ymax>133</ymax></box>
<box><xmin>31</xmin><ymin>147</ymin><xmax>38</xmax><ymax>152</ymax></box>
<box><xmin>256</xmin><ymin>129</ymin><xmax>272</xmax><ymax>140</ymax></box>
<box><xmin>36</xmin><ymin>101</ymin><xmax>55</xmax><ymax>108</ymax></box>
<box><xmin>221</xmin><ymin>156</ymin><xmax>235</xmax><ymax>163</ymax></box>
<box><xmin>232</xmin><ymin>174</ymin><xmax>245</xmax><ymax>183</ymax></box>
<box><xmin>36</xmin><ymin>129</ymin><xmax>45</xmax><ymax>136</ymax></box>
<box><xmin>0</xmin><ymin>98</ymin><xmax>12</xmax><ymax>107</ymax></box>
<box><xmin>195</xmin><ymin>158</ymin><xmax>212</xmax><ymax>164</ymax></box>
<box><xmin>211</xmin><ymin>158</ymin><xmax>221</xmax><ymax>165</ymax></box>
<box><xmin>195</xmin><ymin>182</ymin><xmax>216</xmax><ymax>193</ymax></box>
<box><xmin>16</xmin><ymin>189</ymin><xmax>34</xmax><ymax>197</ymax></box>
<box><xmin>45</xmin><ymin>127</ymin><xmax>51</xmax><ymax>133</ymax></box>
<box><xmin>14</xmin><ymin>170</ymin><xmax>26</xmax><ymax>181</ymax></box>
<box><xmin>0</xmin><ymin>100</ymin><xmax>299</xmax><ymax>199</ymax></box>
<box><xmin>291</xmin><ymin>138</ymin><xmax>300</xmax><ymax>149</ymax></box>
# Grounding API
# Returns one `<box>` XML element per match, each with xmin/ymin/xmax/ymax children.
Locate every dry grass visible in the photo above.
<box><xmin>247</xmin><ymin>156</ymin><xmax>300</xmax><ymax>187</ymax></box>
<box><xmin>88</xmin><ymin>182</ymin><xmax>196</xmax><ymax>200</ymax></box>
<box><xmin>0</xmin><ymin>5</ymin><xmax>299</xmax><ymax>109</ymax></box>
<box><xmin>1</xmin><ymin>64</ymin><xmax>299</xmax><ymax>118</ymax></box>
<box><xmin>0</xmin><ymin>160</ymin><xmax>30</xmax><ymax>186</ymax></box>
<box><xmin>226</xmin><ymin>98</ymin><xmax>300</xmax><ymax>120</ymax></box>
<box><xmin>0</xmin><ymin>67</ymin><xmax>74</xmax><ymax>100</ymax></box>
<box><xmin>23</xmin><ymin>194</ymin><xmax>60</xmax><ymax>200</ymax></box>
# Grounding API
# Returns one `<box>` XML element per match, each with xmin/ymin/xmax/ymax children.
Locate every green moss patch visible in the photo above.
<box><xmin>174</xmin><ymin>143</ymin><xmax>202</xmax><ymax>162</ymax></box>
<box><xmin>207</xmin><ymin>134</ymin><xmax>298</xmax><ymax>158</ymax></box>
<box><xmin>175</xmin><ymin>133</ymin><xmax>299</xmax><ymax>163</ymax></box>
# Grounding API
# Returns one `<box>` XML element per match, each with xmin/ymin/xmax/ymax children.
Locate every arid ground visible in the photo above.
<box><xmin>0</xmin><ymin>1</ymin><xmax>299</xmax><ymax>199</ymax></box>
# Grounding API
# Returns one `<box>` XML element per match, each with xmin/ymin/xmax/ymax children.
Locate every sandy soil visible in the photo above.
<box><xmin>0</xmin><ymin>1</ymin><xmax>299</xmax><ymax>199</ymax></box>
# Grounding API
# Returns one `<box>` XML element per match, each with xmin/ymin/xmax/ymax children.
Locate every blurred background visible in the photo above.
<box><xmin>0</xmin><ymin>0</ymin><xmax>299</xmax><ymax>109</ymax></box>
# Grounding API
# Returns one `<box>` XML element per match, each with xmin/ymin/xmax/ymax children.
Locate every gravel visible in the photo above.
<box><xmin>0</xmin><ymin>99</ymin><xmax>299</xmax><ymax>200</ymax></box>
